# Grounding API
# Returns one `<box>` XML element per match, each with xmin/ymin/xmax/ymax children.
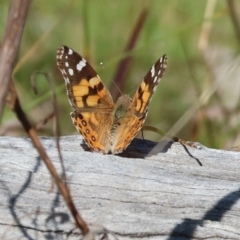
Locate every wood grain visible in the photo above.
<box><xmin>0</xmin><ymin>136</ymin><xmax>240</xmax><ymax>239</ymax></box>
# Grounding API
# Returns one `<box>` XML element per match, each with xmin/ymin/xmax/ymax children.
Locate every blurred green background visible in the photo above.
<box><xmin>1</xmin><ymin>0</ymin><xmax>240</xmax><ymax>150</ymax></box>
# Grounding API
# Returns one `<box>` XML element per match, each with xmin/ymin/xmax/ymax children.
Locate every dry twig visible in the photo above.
<box><xmin>0</xmin><ymin>0</ymin><xmax>31</xmax><ymax>122</ymax></box>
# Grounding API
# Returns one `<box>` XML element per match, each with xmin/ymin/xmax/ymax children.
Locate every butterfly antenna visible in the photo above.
<box><xmin>128</xmin><ymin>87</ymin><xmax>138</xmax><ymax>97</ymax></box>
<box><xmin>112</xmin><ymin>80</ymin><xmax>124</xmax><ymax>96</ymax></box>
<box><xmin>99</xmin><ymin>61</ymin><xmax>123</xmax><ymax>97</ymax></box>
<box><xmin>100</xmin><ymin>62</ymin><xmax>104</xmax><ymax>69</ymax></box>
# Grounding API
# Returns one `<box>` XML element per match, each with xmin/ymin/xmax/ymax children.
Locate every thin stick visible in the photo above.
<box><xmin>31</xmin><ymin>71</ymin><xmax>67</xmax><ymax>183</ymax></box>
<box><xmin>0</xmin><ymin>0</ymin><xmax>32</xmax><ymax>123</ymax></box>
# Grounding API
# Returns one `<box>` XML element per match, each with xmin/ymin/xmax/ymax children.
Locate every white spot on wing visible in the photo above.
<box><xmin>65</xmin><ymin>62</ymin><xmax>69</xmax><ymax>67</ymax></box>
<box><xmin>151</xmin><ymin>65</ymin><xmax>155</xmax><ymax>77</ymax></box>
<box><xmin>68</xmin><ymin>68</ymin><xmax>74</xmax><ymax>75</ymax></box>
<box><xmin>77</xmin><ymin>59</ymin><xmax>86</xmax><ymax>71</ymax></box>
<box><xmin>64</xmin><ymin>77</ymin><xmax>70</xmax><ymax>84</ymax></box>
<box><xmin>153</xmin><ymin>76</ymin><xmax>158</xmax><ymax>83</ymax></box>
<box><xmin>158</xmin><ymin>69</ymin><xmax>161</xmax><ymax>75</ymax></box>
<box><xmin>68</xmin><ymin>48</ymin><xmax>73</xmax><ymax>55</ymax></box>
<box><xmin>68</xmin><ymin>99</ymin><xmax>73</xmax><ymax>107</ymax></box>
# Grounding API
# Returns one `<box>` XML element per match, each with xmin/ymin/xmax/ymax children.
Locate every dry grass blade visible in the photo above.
<box><xmin>197</xmin><ymin>0</ymin><xmax>237</xmax><ymax>148</ymax></box>
<box><xmin>227</xmin><ymin>0</ymin><xmax>240</xmax><ymax>46</ymax></box>
<box><xmin>198</xmin><ymin>0</ymin><xmax>216</xmax><ymax>53</ymax></box>
<box><xmin>31</xmin><ymin>70</ymin><xmax>67</xmax><ymax>183</ymax></box>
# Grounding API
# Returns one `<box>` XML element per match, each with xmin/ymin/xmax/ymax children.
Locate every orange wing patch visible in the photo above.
<box><xmin>132</xmin><ymin>54</ymin><xmax>167</xmax><ymax>118</ymax></box>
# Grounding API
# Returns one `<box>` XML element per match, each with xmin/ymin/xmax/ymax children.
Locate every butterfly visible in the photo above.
<box><xmin>56</xmin><ymin>45</ymin><xmax>167</xmax><ymax>154</ymax></box>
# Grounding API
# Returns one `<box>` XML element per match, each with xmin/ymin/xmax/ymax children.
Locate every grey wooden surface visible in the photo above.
<box><xmin>0</xmin><ymin>136</ymin><xmax>240</xmax><ymax>239</ymax></box>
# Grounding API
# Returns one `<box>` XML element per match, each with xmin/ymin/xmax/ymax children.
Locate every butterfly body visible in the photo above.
<box><xmin>56</xmin><ymin>45</ymin><xmax>167</xmax><ymax>154</ymax></box>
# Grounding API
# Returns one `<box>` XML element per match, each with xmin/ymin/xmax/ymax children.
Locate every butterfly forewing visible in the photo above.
<box><xmin>132</xmin><ymin>54</ymin><xmax>167</xmax><ymax>118</ymax></box>
<box><xmin>56</xmin><ymin>45</ymin><xmax>113</xmax><ymax>110</ymax></box>
<box><xmin>57</xmin><ymin>45</ymin><xmax>116</xmax><ymax>153</ymax></box>
<box><xmin>114</xmin><ymin>55</ymin><xmax>167</xmax><ymax>153</ymax></box>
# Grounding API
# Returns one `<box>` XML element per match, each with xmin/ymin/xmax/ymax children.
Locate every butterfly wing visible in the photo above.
<box><xmin>113</xmin><ymin>55</ymin><xmax>167</xmax><ymax>152</ymax></box>
<box><xmin>132</xmin><ymin>54</ymin><xmax>168</xmax><ymax>118</ymax></box>
<box><xmin>112</xmin><ymin>114</ymin><xmax>144</xmax><ymax>154</ymax></box>
<box><xmin>56</xmin><ymin>45</ymin><xmax>114</xmax><ymax>153</ymax></box>
<box><xmin>112</xmin><ymin>54</ymin><xmax>168</xmax><ymax>153</ymax></box>
<box><xmin>56</xmin><ymin>45</ymin><xmax>114</xmax><ymax>111</ymax></box>
<box><xmin>70</xmin><ymin>111</ymin><xmax>114</xmax><ymax>153</ymax></box>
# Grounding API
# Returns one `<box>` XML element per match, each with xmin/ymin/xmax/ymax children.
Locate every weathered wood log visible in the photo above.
<box><xmin>0</xmin><ymin>136</ymin><xmax>240</xmax><ymax>239</ymax></box>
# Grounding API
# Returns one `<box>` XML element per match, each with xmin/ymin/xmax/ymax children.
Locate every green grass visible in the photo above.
<box><xmin>1</xmin><ymin>0</ymin><xmax>239</xmax><ymax>149</ymax></box>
